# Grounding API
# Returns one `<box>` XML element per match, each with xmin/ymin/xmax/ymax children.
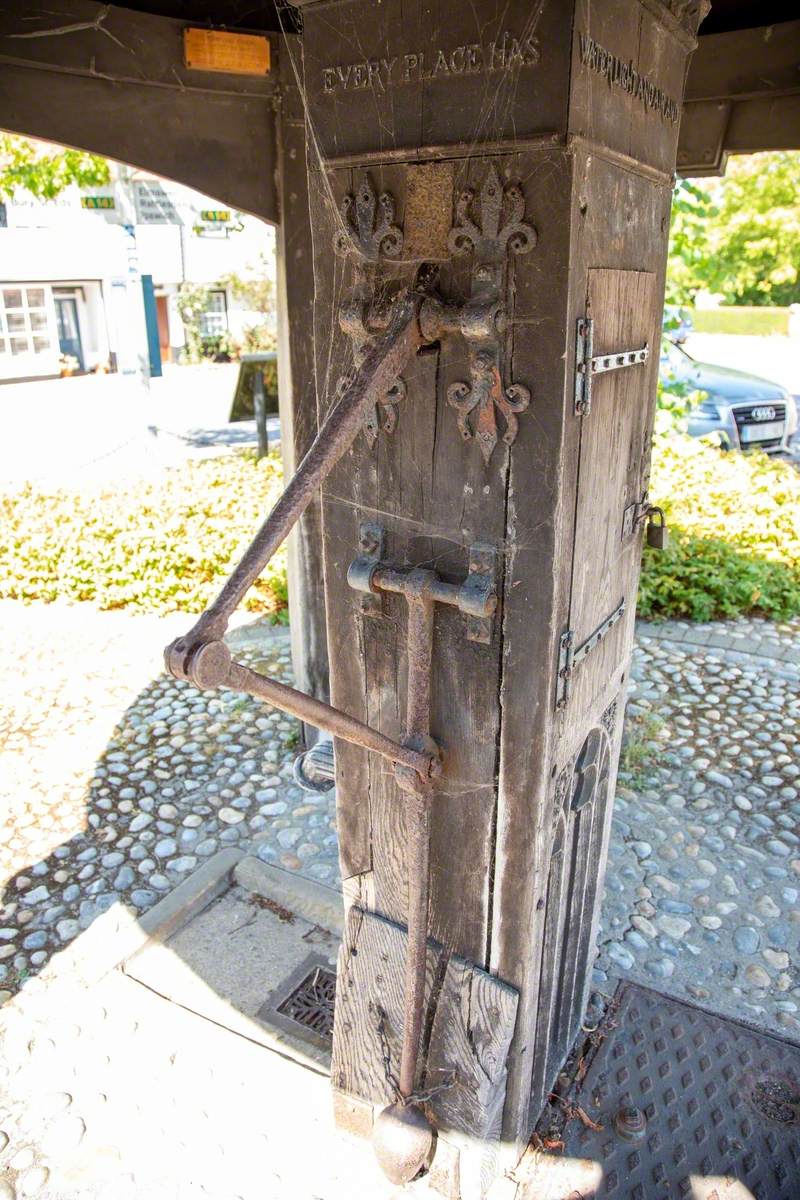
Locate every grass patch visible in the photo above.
<box><xmin>0</xmin><ymin>450</ymin><xmax>289</xmax><ymax>618</ymax></box>
<box><xmin>638</xmin><ymin>433</ymin><xmax>800</xmax><ymax>621</ymax></box>
<box><xmin>619</xmin><ymin>711</ymin><xmax>665</xmax><ymax>788</ymax></box>
<box><xmin>691</xmin><ymin>307</ymin><xmax>790</xmax><ymax>337</ymax></box>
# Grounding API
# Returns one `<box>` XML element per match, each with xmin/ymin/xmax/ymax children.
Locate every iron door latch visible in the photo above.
<box><xmin>574</xmin><ymin>317</ymin><xmax>649</xmax><ymax>417</ymax></box>
<box><xmin>622</xmin><ymin>496</ymin><xmax>670</xmax><ymax>550</ymax></box>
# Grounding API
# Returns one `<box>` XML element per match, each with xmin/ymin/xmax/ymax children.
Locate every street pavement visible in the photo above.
<box><xmin>0</xmin><ymin>365</ymin><xmax>278</xmax><ymax>488</ymax></box>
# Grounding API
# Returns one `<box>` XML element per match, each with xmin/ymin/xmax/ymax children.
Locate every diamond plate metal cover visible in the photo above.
<box><xmin>539</xmin><ymin>982</ymin><xmax>800</xmax><ymax>1200</ymax></box>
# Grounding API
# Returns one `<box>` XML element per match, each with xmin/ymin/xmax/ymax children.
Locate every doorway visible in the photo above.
<box><xmin>55</xmin><ymin>296</ymin><xmax>84</xmax><ymax>371</ymax></box>
<box><xmin>156</xmin><ymin>295</ymin><xmax>171</xmax><ymax>364</ymax></box>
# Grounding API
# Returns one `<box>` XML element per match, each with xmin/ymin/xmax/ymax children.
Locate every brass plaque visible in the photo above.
<box><xmin>183</xmin><ymin>28</ymin><xmax>271</xmax><ymax>77</ymax></box>
<box><xmin>403</xmin><ymin>162</ymin><xmax>454</xmax><ymax>261</ymax></box>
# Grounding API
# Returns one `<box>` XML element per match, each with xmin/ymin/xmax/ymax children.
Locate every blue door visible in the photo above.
<box><xmin>55</xmin><ymin>297</ymin><xmax>84</xmax><ymax>371</ymax></box>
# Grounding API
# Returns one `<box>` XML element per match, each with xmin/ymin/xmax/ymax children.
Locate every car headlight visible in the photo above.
<box><xmin>696</xmin><ymin>399</ymin><xmax>722</xmax><ymax>418</ymax></box>
<box><xmin>785</xmin><ymin>395</ymin><xmax>798</xmax><ymax>436</ymax></box>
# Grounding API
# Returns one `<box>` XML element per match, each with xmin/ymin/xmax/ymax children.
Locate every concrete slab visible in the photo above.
<box><xmin>0</xmin><ymin>854</ymin><xmax>512</xmax><ymax>1200</ymax></box>
<box><xmin>126</xmin><ymin>883</ymin><xmax>337</xmax><ymax>1070</ymax></box>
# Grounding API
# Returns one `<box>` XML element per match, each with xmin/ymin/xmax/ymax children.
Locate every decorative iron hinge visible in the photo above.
<box><xmin>447</xmin><ymin>165</ymin><xmax>536</xmax><ymax>463</ymax></box>
<box><xmin>574</xmin><ymin>317</ymin><xmax>649</xmax><ymax>417</ymax></box>
<box><xmin>556</xmin><ymin>598</ymin><xmax>626</xmax><ymax>709</ymax></box>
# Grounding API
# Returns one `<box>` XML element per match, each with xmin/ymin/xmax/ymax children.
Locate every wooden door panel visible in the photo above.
<box><xmin>566</xmin><ymin>268</ymin><xmax>657</xmax><ymax>718</ymax></box>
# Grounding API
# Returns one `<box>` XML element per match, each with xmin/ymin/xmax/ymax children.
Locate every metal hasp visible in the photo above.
<box><xmin>622</xmin><ymin>497</ymin><xmax>670</xmax><ymax>550</ymax></box>
<box><xmin>556</xmin><ymin>598</ymin><xmax>626</xmax><ymax>710</ymax></box>
<box><xmin>348</xmin><ymin>530</ymin><xmax>497</xmax><ymax>1183</ymax></box>
<box><xmin>574</xmin><ymin>316</ymin><xmax>649</xmax><ymax>417</ymax></box>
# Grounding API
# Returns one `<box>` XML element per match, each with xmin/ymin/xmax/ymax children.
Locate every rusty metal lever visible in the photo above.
<box><xmin>164</xmin><ymin>290</ymin><xmax>444</xmax><ymax>780</ymax></box>
<box><xmin>348</xmin><ymin>557</ymin><xmax>497</xmax><ymax>1185</ymax></box>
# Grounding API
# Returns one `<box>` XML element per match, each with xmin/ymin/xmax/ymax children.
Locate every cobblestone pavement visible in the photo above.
<box><xmin>0</xmin><ymin>602</ymin><xmax>333</xmax><ymax>1003</ymax></box>
<box><xmin>596</xmin><ymin>616</ymin><xmax>800</xmax><ymax>1042</ymax></box>
<box><xmin>1</xmin><ymin>601</ymin><xmax>798</xmax><ymax>1049</ymax></box>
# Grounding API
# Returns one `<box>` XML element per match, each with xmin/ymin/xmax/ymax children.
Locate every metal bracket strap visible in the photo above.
<box><xmin>556</xmin><ymin>597</ymin><xmax>626</xmax><ymax>709</ymax></box>
<box><xmin>574</xmin><ymin>317</ymin><xmax>649</xmax><ymax>417</ymax></box>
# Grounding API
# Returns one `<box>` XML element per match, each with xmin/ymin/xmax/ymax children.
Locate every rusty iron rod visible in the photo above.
<box><xmin>397</xmin><ymin>592</ymin><xmax>435</xmax><ymax>1101</ymax></box>
<box><xmin>225</xmin><ymin>660</ymin><xmax>438</xmax><ymax>779</ymax></box>
<box><xmin>166</xmin><ymin>292</ymin><xmax>425</xmax><ymax>667</ymax></box>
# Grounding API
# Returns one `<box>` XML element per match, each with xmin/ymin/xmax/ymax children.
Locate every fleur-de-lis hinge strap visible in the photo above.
<box><xmin>447</xmin><ymin>165</ymin><xmax>536</xmax><ymax>464</ymax></box>
<box><xmin>334</xmin><ymin>174</ymin><xmax>404</xmax><ymax>262</ymax></box>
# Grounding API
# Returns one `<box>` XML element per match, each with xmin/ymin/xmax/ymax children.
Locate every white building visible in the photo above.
<box><xmin>0</xmin><ymin>159</ymin><xmax>275</xmax><ymax>384</ymax></box>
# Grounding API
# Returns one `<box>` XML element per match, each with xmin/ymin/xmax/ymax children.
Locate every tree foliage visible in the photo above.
<box><xmin>0</xmin><ymin>134</ymin><xmax>110</xmax><ymax>202</ymax></box>
<box><xmin>217</xmin><ymin>252</ymin><xmax>277</xmax><ymax>354</ymax></box>
<box><xmin>667</xmin><ymin>152</ymin><xmax>800</xmax><ymax>307</ymax></box>
<box><xmin>175</xmin><ymin>281</ymin><xmax>213</xmax><ymax>364</ymax></box>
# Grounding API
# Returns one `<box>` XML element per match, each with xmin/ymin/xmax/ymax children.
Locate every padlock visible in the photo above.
<box><xmin>646</xmin><ymin>506</ymin><xmax>669</xmax><ymax>550</ymax></box>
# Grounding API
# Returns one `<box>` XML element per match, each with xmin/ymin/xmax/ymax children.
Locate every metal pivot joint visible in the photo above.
<box><xmin>574</xmin><ymin>316</ymin><xmax>649</xmax><ymax>417</ymax></box>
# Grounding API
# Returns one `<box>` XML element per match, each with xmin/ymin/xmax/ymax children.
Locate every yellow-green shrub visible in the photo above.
<box><xmin>0</xmin><ymin>451</ymin><xmax>288</xmax><ymax>617</ymax></box>
<box><xmin>2</xmin><ymin>438</ymin><xmax>798</xmax><ymax>624</ymax></box>
<box><xmin>638</xmin><ymin>434</ymin><xmax>800</xmax><ymax>620</ymax></box>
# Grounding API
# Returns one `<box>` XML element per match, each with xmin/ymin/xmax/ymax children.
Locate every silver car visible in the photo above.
<box><xmin>660</xmin><ymin>340</ymin><xmax>797</xmax><ymax>453</ymax></box>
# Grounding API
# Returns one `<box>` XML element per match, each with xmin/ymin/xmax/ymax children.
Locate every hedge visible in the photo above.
<box><xmin>638</xmin><ymin>434</ymin><xmax>799</xmax><ymax>621</ymax></box>
<box><xmin>2</xmin><ymin>437</ymin><xmax>797</xmax><ymax>625</ymax></box>
<box><xmin>0</xmin><ymin>451</ymin><xmax>288</xmax><ymax>617</ymax></box>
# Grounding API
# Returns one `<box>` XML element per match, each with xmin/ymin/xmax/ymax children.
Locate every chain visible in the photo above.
<box><xmin>376</xmin><ymin>1007</ymin><xmax>401</xmax><ymax>1102</ymax></box>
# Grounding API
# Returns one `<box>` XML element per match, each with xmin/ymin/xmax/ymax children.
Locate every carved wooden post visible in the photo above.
<box><xmin>291</xmin><ymin>0</ymin><xmax>707</xmax><ymax>1192</ymax></box>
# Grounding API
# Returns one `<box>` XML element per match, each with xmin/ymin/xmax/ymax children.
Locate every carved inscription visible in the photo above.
<box><xmin>322</xmin><ymin>31</ymin><xmax>539</xmax><ymax>95</ymax></box>
<box><xmin>578</xmin><ymin>33</ymin><xmax>680</xmax><ymax>125</ymax></box>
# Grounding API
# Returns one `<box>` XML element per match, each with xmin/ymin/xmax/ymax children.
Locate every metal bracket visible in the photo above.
<box><xmin>463</xmin><ymin>543</ymin><xmax>497</xmax><ymax>644</ymax></box>
<box><xmin>446</xmin><ymin>165</ymin><xmax>536</xmax><ymax>464</ymax></box>
<box><xmin>350</xmin><ymin>522</ymin><xmax>385</xmax><ymax>615</ymax></box>
<box><xmin>349</xmin><ymin>526</ymin><xmax>498</xmax><ymax>645</ymax></box>
<box><xmin>556</xmin><ymin>598</ymin><xmax>626</xmax><ymax>710</ymax></box>
<box><xmin>621</xmin><ymin>492</ymin><xmax>650</xmax><ymax>541</ymax></box>
<box><xmin>574</xmin><ymin>317</ymin><xmax>649</xmax><ymax>417</ymax></box>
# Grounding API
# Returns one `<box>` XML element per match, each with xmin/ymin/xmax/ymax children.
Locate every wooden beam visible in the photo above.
<box><xmin>678</xmin><ymin>20</ymin><xmax>800</xmax><ymax>173</ymax></box>
<box><xmin>0</xmin><ymin>0</ymin><xmax>279</xmax><ymax>221</ymax></box>
<box><xmin>275</xmin><ymin>39</ymin><xmax>331</xmax><ymax>708</ymax></box>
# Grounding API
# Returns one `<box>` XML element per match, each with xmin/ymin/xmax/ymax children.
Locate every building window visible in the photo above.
<box><xmin>199</xmin><ymin>290</ymin><xmax>228</xmax><ymax>337</ymax></box>
<box><xmin>0</xmin><ymin>286</ymin><xmax>53</xmax><ymax>360</ymax></box>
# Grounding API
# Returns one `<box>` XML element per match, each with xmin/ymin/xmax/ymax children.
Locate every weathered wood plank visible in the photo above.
<box><xmin>332</xmin><ymin>907</ymin><xmax>517</xmax><ymax>1142</ymax></box>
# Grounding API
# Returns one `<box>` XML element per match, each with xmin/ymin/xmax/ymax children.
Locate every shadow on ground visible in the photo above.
<box><xmin>0</xmin><ymin>614</ymin><xmax>337</xmax><ymax>998</ymax></box>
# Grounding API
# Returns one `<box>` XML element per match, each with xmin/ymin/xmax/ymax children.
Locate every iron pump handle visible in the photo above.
<box><xmin>164</xmin><ymin>288</ymin><xmax>453</xmax><ymax>783</ymax></box>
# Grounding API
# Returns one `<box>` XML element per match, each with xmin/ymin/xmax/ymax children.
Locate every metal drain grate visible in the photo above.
<box><xmin>277</xmin><ymin>964</ymin><xmax>336</xmax><ymax>1039</ymax></box>
<box><xmin>257</xmin><ymin>954</ymin><xmax>337</xmax><ymax>1054</ymax></box>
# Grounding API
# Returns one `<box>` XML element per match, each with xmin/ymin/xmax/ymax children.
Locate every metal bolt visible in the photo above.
<box><xmin>614</xmin><ymin>1105</ymin><xmax>646</xmax><ymax>1141</ymax></box>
